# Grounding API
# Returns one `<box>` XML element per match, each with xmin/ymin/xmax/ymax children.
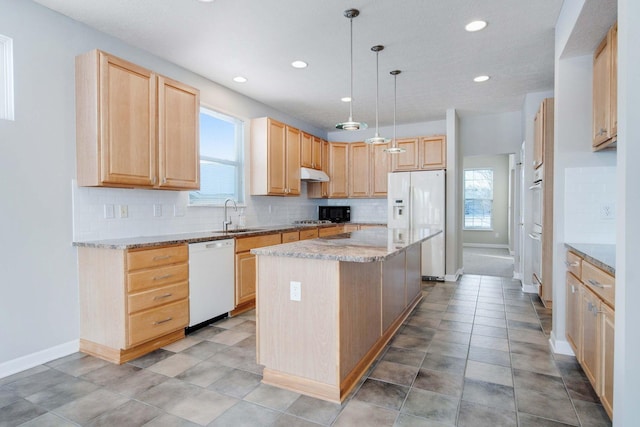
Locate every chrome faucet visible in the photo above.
<box><xmin>223</xmin><ymin>198</ymin><xmax>238</xmax><ymax>232</ymax></box>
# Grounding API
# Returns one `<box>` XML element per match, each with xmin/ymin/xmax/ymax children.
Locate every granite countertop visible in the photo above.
<box><xmin>251</xmin><ymin>227</ymin><xmax>442</xmax><ymax>263</ymax></box>
<box><xmin>72</xmin><ymin>223</ymin><xmax>386</xmax><ymax>250</ymax></box>
<box><xmin>565</xmin><ymin>243</ymin><xmax>615</xmax><ymax>276</ymax></box>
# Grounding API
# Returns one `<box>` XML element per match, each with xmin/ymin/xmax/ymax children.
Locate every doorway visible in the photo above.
<box><xmin>462</xmin><ymin>154</ymin><xmax>517</xmax><ymax>278</ymax></box>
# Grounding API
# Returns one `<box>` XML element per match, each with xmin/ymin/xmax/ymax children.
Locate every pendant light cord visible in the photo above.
<box><xmin>375</xmin><ymin>49</ymin><xmax>379</xmax><ymax>136</ymax></box>
<box><xmin>393</xmin><ymin>72</ymin><xmax>397</xmax><ymax>147</ymax></box>
<box><xmin>349</xmin><ymin>16</ymin><xmax>354</xmax><ymax>121</ymax></box>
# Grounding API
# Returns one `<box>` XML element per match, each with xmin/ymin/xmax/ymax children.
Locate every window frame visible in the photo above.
<box><xmin>463</xmin><ymin>168</ymin><xmax>494</xmax><ymax>231</ymax></box>
<box><xmin>0</xmin><ymin>34</ymin><xmax>14</xmax><ymax>121</ymax></box>
<box><xmin>189</xmin><ymin>106</ymin><xmax>245</xmax><ymax>206</ymax></box>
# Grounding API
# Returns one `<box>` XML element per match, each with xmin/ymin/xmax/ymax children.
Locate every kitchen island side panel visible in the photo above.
<box><xmin>257</xmin><ymin>256</ymin><xmax>340</xmax><ymax>386</ymax></box>
<box><xmin>338</xmin><ymin>261</ymin><xmax>384</xmax><ymax>381</ymax></box>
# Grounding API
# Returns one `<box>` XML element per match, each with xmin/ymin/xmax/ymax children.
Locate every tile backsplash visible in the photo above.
<box><xmin>72</xmin><ymin>181</ymin><xmax>389</xmax><ymax>241</ymax></box>
<box><xmin>564</xmin><ymin>166</ymin><xmax>616</xmax><ymax>244</ymax></box>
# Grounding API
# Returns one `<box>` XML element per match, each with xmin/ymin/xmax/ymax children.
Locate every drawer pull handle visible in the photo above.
<box><xmin>564</xmin><ymin>261</ymin><xmax>579</xmax><ymax>267</ymax></box>
<box><xmin>153</xmin><ymin>255</ymin><xmax>172</xmax><ymax>261</ymax></box>
<box><xmin>587</xmin><ymin>302</ymin><xmax>593</xmax><ymax>311</ymax></box>
<box><xmin>153</xmin><ymin>293</ymin><xmax>173</xmax><ymax>300</ymax></box>
<box><xmin>153</xmin><ymin>274</ymin><xmax>173</xmax><ymax>281</ymax></box>
<box><xmin>153</xmin><ymin>317</ymin><xmax>173</xmax><ymax>325</ymax></box>
<box><xmin>587</xmin><ymin>279</ymin><xmax>612</xmax><ymax>289</ymax></box>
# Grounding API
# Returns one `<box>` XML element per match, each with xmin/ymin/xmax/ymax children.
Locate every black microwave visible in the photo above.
<box><xmin>319</xmin><ymin>206</ymin><xmax>351</xmax><ymax>223</ymax></box>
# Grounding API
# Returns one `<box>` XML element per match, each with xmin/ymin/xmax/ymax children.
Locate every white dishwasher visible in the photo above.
<box><xmin>188</xmin><ymin>239</ymin><xmax>235</xmax><ymax>328</ymax></box>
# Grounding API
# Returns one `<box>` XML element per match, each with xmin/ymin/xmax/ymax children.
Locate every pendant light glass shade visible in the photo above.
<box><xmin>385</xmin><ymin>70</ymin><xmax>406</xmax><ymax>153</ymax></box>
<box><xmin>336</xmin><ymin>9</ymin><xmax>367</xmax><ymax>131</ymax></box>
<box><xmin>365</xmin><ymin>45</ymin><xmax>390</xmax><ymax>144</ymax></box>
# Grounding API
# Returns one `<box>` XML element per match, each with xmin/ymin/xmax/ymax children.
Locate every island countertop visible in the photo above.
<box><xmin>251</xmin><ymin>227</ymin><xmax>442</xmax><ymax>262</ymax></box>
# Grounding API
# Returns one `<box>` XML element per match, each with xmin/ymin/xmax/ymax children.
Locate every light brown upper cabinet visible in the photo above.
<box><xmin>371</xmin><ymin>143</ymin><xmax>391</xmax><ymax>197</ymax></box>
<box><xmin>533</xmin><ymin>98</ymin><xmax>553</xmax><ymax>170</ymax></box>
<box><xmin>301</xmin><ymin>132</ymin><xmax>313</xmax><ymax>168</ymax></box>
<box><xmin>76</xmin><ymin>50</ymin><xmax>200</xmax><ymax>190</ymax></box>
<box><xmin>348</xmin><ymin>142</ymin><xmax>390</xmax><ymax>198</ymax></box>
<box><xmin>307</xmin><ymin>139</ymin><xmax>330</xmax><ymax>198</ymax></box>
<box><xmin>301</xmin><ymin>133</ymin><xmax>323</xmax><ymax>170</ymax></box>
<box><xmin>250</xmin><ymin>117</ymin><xmax>301</xmax><ymax>196</ymax></box>
<box><xmin>328</xmin><ymin>142</ymin><xmax>349</xmax><ymax>198</ymax></box>
<box><xmin>348</xmin><ymin>142</ymin><xmax>370</xmax><ymax>197</ymax></box>
<box><xmin>392</xmin><ymin>136</ymin><xmax>446</xmax><ymax>172</ymax></box>
<box><xmin>419</xmin><ymin>136</ymin><xmax>447</xmax><ymax>170</ymax></box>
<box><xmin>593</xmin><ymin>22</ymin><xmax>617</xmax><ymax>151</ymax></box>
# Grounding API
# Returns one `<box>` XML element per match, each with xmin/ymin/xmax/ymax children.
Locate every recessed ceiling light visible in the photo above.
<box><xmin>197</xmin><ymin>0</ymin><xmax>215</xmax><ymax>3</ymax></box>
<box><xmin>233</xmin><ymin>76</ymin><xmax>247</xmax><ymax>83</ymax></box>
<box><xmin>291</xmin><ymin>60</ymin><xmax>308</xmax><ymax>69</ymax></box>
<box><xmin>465</xmin><ymin>20</ymin><xmax>487</xmax><ymax>32</ymax></box>
<box><xmin>341</xmin><ymin>97</ymin><xmax>351</xmax><ymax>103</ymax></box>
<box><xmin>473</xmin><ymin>75</ymin><xmax>490</xmax><ymax>82</ymax></box>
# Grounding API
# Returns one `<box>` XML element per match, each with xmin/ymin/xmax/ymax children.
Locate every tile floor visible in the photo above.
<box><xmin>0</xmin><ymin>275</ymin><xmax>612</xmax><ymax>426</ymax></box>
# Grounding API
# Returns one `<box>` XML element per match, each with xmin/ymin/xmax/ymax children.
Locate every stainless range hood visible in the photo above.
<box><xmin>300</xmin><ymin>167</ymin><xmax>330</xmax><ymax>182</ymax></box>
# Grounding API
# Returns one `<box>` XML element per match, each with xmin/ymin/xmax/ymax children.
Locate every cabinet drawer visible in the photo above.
<box><xmin>127</xmin><ymin>245</ymin><xmax>188</xmax><ymax>271</ymax></box>
<box><xmin>236</xmin><ymin>233</ymin><xmax>281</xmax><ymax>252</ymax></box>
<box><xmin>128</xmin><ymin>281</ymin><xmax>188</xmax><ymax>314</ymax></box>
<box><xmin>582</xmin><ymin>260</ymin><xmax>615</xmax><ymax>308</ymax></box>
<box><xmin>128</xmin><ymin>263</ymin><xmax>188</xmax><ymax>293</ymax></box>
<box><xmin>282</xmin><ymin>231</ymin><xmax>300</xmax><ymax>243</ymax></box>
<box><xmin>566</xmin><ymin>251</ymin><xmax>582</xmax><ymax>279</ymax></box>
<box><xmin>128</xmin><ymin>299</ymin><xmax>188</xmax><ymax>346</ymax></box>
<box><xmin>319</xmin><ymin>226</ymin><xmax>343</xmax><ymax>237</ymax></box>
<box><xmin>299</xmin><ymin>228</ymin><xmax>319</xmax><ymax>240</ymax></box>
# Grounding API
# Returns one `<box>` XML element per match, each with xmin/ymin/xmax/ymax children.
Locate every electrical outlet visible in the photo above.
<box><xmin>173</xmin><ymin>204</ymin><xmax>185</xmax><ymax>217</ymax></box>
<box><xmin>600</xmin><ymin>203</ymin><xmax>615</xmax><ymax>220</ymax></box>
<box><xmin>119</xmin><ymin>205</ymin><xmax>128</xmax><ymax>218</ymax></box>
<box><xmin>103</xmin><ymin>204</ymin><xmax>115</xmax><ymax>219</ymax></box>
<box><xmin>153</xmin><ymin>204</ymin><xmax>162</xmax><ymax>217</ymax></box>
<box><xmin>290</xmin><ymin>281</ymin><xmax>301</xmax><ymax>301</ymax></box>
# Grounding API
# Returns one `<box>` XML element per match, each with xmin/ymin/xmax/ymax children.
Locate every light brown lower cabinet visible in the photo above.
<box><xmin>299</xmin><ymin>228</ymin><xmax>319</xmax><ymax>240</ymax></box>
<box><xmin>580</xmin><ymin>285</ymin><xmax>600</xmax><ymax>387</ymax></box>
<box><xmin>565</xmin><ymin>249</ymin><xmax>614</xmax><ymax>420</ymax></box>
<box><xmin>233</xmin><ymin>233</ymin><xmax>282</xmax><ymax>316</ymax></box>
<box><xmin>601</xmin><ymin>302</ymin><xmax>614</xmax><ymax>417</ymax></box>
<box><xmin>318</xmin><ymin>225</ymin><xmax>344</xmax><ymax>237</ymax></box>
<box><xmin>78</xmin><ymin>244</ymin><xmax>189</xmax><ymax>364</ymax></box>
<box><xmin>565</xmin><ymin>272</ymin><xmax>582</xmax><ymax>354</ymax></box>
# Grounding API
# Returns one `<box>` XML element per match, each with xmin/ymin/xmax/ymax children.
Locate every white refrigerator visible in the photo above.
<box><xmin>388</xmin><ymin>170</ymin><xmax>445</xmax><ymax>280</ymax></box>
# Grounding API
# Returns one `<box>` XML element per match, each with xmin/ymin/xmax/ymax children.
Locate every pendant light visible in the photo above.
<box><xmin>336</xmin><ymin>9</ymin><xmax>367</xmax><ymax>131</ymax></box>
<box><xmin>385</xmin><ymin>70</ymin><xmax>406</xmax><ymax>153</ymax></box>
<box><xmin>365</xmin><ymin>45</ymin><xmax>390</xmax><ymax>144</ymax></box>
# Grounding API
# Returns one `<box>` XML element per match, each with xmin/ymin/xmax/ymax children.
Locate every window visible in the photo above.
<box><xmin>464</xmin><ymin>168</ymin><xmax>493</xmax><ymax>229</ymax></box>
<box><xmin>0</xmin><ymin>34</ymin><xmax>14</xmax><ymax>121</ymax></box>
<box><xmin>189</xmin><ymin>107</ymin><xmax>244</xmax><ymax>205</ymax></box>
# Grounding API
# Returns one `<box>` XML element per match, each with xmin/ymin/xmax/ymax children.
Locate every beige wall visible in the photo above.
<box><xmin>462</xmin><ymin>154</ymin><xmax>510</xmax><ymax>247</ymax></box>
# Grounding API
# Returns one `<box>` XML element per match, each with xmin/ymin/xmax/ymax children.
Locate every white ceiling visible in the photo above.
<box><xmin>34</xmin><ymin>0</ymin><xmax>575</xmax><ymax>132</ymax></box>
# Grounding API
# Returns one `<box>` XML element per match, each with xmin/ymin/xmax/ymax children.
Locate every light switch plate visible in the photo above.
<box><xmin>103</xmin><ymin>204</ymin><xmax>115</xmax><ymax>219</ymax></box>
<box><xmin>153</xmin><ymin>204</ymin><xmax>162</xmax><ymax>217</ymax></box>
<box><xmin>119</xmin><ymin>205</ymin><xmax>128</xmax><ymax>218</ymax></box>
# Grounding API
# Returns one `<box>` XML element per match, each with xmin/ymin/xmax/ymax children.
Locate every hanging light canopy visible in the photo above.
<box><xmin>365</xmin><ymin>45</ymin><xmax>390</xmax><ymax>144</ymax></box>
<box><xmin>385</xmin><ymin>70</ymin><xmax>406</xmax><ymax>154</ymax></box>
<box><xmin>336</xmin><ymin>9</ymin><xmax>367</xmax><ymax>131</ymax></box>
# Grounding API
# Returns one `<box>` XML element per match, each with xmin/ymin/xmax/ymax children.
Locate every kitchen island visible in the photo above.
<box><xmin>252</xmin><ymin>227</ymin><xmax>442</xmax><ymax>403</ymax></box>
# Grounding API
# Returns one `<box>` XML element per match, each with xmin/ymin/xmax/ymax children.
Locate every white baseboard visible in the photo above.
<box><xmin>445</xmin><ymin>268</ymin><xmax>464</xmax><ymax>282</ymax></box>
<box><xmin>549</xmin><ymin>332</ymin><xmax>575</xmax><ymax>356</ymax></box>
<box><xmin>0</xmin><ymin>340</ymin><xmax>79</xmax><ymax>379</ymax></box>
<box><xmin>463</xmin><ymin>243</ymin><xmax>510</xmax><ymax>249</ymax></box>
<box><xmin>521</xmin><ymin>281</ymin><xmax>539</xmax><ymax>294</ymax></box>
